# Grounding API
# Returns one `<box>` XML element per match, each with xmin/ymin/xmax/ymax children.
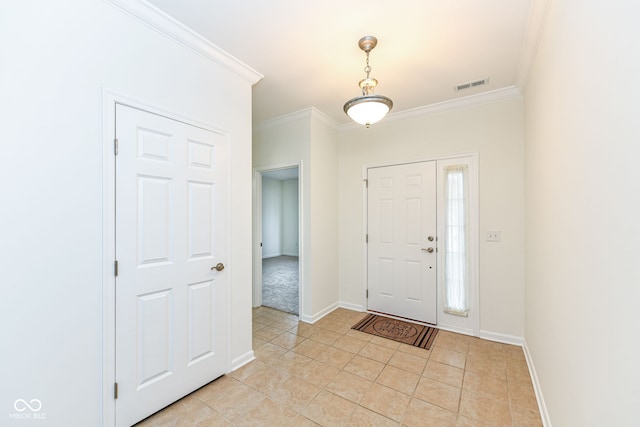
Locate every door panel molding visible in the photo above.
<box><xmin>102</xmin><ymin>90</ymin><xmax>232</xmax><ymax>426</ymax></box>
<box><xmin>367</xmin><ymin>161</ymin><xmax>437</xmax><ymax>324</ymax></box>
<box><xmin>114</xmin><ymin>103</ymin><xmax>229</xmax><ymax>425</ymax></box>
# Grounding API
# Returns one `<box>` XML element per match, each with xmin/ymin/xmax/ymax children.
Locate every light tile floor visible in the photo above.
<box><xmin>138</xmin><ymin>307</ymin><xmax>542</xmax><ymax>426</ymax></box>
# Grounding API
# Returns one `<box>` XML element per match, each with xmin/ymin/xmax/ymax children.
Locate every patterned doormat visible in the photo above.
<box><xmin>351</xmin><ymin>313</ymin><xmax>439</xmax><ymax>350</ymax></box>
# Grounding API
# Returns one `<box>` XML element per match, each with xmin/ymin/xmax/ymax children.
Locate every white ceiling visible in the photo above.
<box><xmin>146</xmin><ymin>0</ymin><xmax>533</xmax><ymax>125</ymax></box>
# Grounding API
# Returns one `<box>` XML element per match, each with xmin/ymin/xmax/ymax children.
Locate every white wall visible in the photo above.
<box><xmin>254</xmin><ymin>109</ymin><xmax>339</xmax><ymax>321</ymax></box>
<box><xmin>254</xmin><ymin>112</ymin><xmax>312</xmax><ymax>316</ymax></box>
<box><xmin>523</xmin><ymin>1</ymin><xmax>640</xmax><ymax>425</ymax></box>
<box><xmin>338</xmin><ymin>95</ymin><xmax>525</xmax><ymax>338</ymax></box>
<box><xmin>282</xmin><ymin>179</ymin><xmax>300</xmax><ymax>256</ymax></box>
<box><xmin>0</xmin><ymin>1</ymin><xmax>256</xmax><ymax>425</ymax></box>
<box><xmin>309</xmin><ymin>113</ymin><xmax>340</xmax><ymax>316</ymax></box>
<box><xmin>262</xmin><ymin>177</ymin><xmax>283</xmax><ymax>258</ymax></box>
<box><xmin>261</xmin><ymin>177</ymin><xmax>299</xmax><ymax>258</ymax></box>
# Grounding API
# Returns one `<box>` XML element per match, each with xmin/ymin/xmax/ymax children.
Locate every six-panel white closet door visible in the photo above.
<box><xmin>114</xmin><ymin>104</ymin><xmax>229</xmax><ymax>426</ymax></box>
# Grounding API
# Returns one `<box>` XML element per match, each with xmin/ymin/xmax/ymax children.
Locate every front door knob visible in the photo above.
<box><xmin>421</xmin><ymin>247</ymin><xmax>435</xmax><ymax>253</ymax></box>
<box><xmin>212</xmin><ymin>263</ymin><xmax>225</xmax><ymax>271</ymax></box>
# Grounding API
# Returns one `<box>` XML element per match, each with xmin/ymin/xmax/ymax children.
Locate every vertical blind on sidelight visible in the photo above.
<box><xmin>444</xmin><ymin>165</ymin><xmax>470</xmax><ymax>316</ymax></box>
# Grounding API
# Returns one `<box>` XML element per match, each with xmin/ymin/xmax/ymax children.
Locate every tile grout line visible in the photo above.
<box><xmin>140</xmin><ymin>307</ymin><xmax>542</xmax><ymax>426</ymax></box>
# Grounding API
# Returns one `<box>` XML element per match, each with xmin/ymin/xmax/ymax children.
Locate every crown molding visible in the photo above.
<box><xmin>339</xmin><ymin>86</ymin><xmax>522</xmax><ymax>131</ymax></box>
<box><xmin>254</xmin><ymin>107</ymin><xmax>341</xmax><ymax>132</ymax></box>
<box><xmin>104</xmin><ymin>0</ymin><xmax>263</xmax><ymax>85</ymax></box>
<box><xmin>253</xmin><ymin>108</ymin><xmax>314</xmax><ymax>133</ymax></box>
<box><xmin>516</xmin><ymin>0</ymin><xmax>554</xmax><ymax>91</ymax></box>
<box><xmin>309</xmin><ymin>107</ymin><xmax>340</xmax><ymax>131</ymax></box>
<box><xmin>256</xmin><ymin>87</ymin><xmax>522</xmax><ymax>132</ymax></box>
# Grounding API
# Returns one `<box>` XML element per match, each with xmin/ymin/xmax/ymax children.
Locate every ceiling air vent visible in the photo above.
<box><xmin>455</xmin><ymin>78</ymin><xmax>489</xmax><ymax>91</ymax></box>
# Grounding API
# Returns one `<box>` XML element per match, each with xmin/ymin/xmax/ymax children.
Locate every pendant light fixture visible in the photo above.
<box><xmin>343</xmin><ymin>36</ymin><xmax>393</xmax><ymax>127</ymax></box>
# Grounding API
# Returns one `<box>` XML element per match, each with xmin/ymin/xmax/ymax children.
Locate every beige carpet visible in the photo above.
<box><xmin>262</xmin><ymin>256</ymin><xmax>299</xmax><ymax>315</ymax></box>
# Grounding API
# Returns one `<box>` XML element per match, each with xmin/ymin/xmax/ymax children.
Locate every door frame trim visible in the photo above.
<box><xmin>435</xmin><ymin>155</ymin><xmax>480</xmax><ymax>336</ymax></box>
<box><xmin>101</xmin><ymin>89</ymin><xmax>233</xmax><ymax>426</ymax></box>
<box><xmin>252</xmin><ymin>162</ymin><xmax>304</xmax><ymax>317</ymax></box>
<box><xmin>362</xmin><ymin>153</ymin><xmax>480</xmax><ymax>336</ymax></box>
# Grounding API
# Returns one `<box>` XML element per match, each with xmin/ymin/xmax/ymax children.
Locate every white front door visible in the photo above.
<box><xmin>114</xmin><ymin>104</ymin><xmax>229</xmax><ymax>426</ymax></box>
<box><xmin>367</xmin><ymin>161</ymin><xmax>437</xmax><ymax>324</ymax></box>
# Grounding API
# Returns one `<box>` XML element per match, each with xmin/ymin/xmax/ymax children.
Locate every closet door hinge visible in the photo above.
<box><xmin>114</xmin><ymin>382</ymin><xmax>118</xmax><ymax>399</ymax></box>
<box><xmin>114</xmin><ymin>260</ymin><xmax>119</xmax><ymax>277</ymax></box>
<box><xmin>114</xmin><ymin>138</ymin><xmax>119</xmax><ymax>155</ymax></box>
<box><xmin>366</xmin><ymin>289</ymin><xmax>369</xmax><ymax>299</ymax></box>
<box><xmin>363</xmin><ymin>179</ymin><xmax>368</xmax><ymax>188</ymax></box>
<box><xmin>366</xmin><ymin>234</ymin><xmax>368</xmax><ymax>243</ymax></box>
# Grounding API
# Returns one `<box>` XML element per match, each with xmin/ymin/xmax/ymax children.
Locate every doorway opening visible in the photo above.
<box><xmin>253</xmin><ymin>165</ymin><xmax>301</xmax><ymax>316</ymax></box>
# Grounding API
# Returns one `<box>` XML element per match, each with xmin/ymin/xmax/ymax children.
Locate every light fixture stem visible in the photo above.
<box><xmin>364</xmin><ymin>52</ymin><xmax>371</xmax><ymax>78</ymax></box>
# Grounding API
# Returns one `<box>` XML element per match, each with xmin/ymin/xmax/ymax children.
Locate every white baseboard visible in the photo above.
<box><xmin>479</xmin><ymin>330</ymin><xmax>524</xmax><ymax>346</ymax></box>
<box><xmin>299</xmin><ymin>302</ymin><xmax>339</xmax><ymax>324</ymax></box>
<box><xmin>230</xmin><ymin>350</ymin><xmax>255</xmax><ymax>372</ymax></box>
<box><xmin>262</xmin><ymin>253</ymin><xmax>281</xmax><ymax>259</ymax></box>
<box><xmin>338</xmin><ymin>301</ymin><xmax>365</xmax><ymax>312</ymax></box>
<box><xmin>436</xmin><ymin>324</ymin><xmax>476</xmax><ymax>337</ymax></box>
<box><xmin>263</xmin><ymin>252</ymin><xmax>298</xmax><ymax>258</ymax></box>
<box><xmin>522</xmin><ymin>340</ymin><xmax>552</xmax><ymax>427</ymax></box>
<box><xmin>475</xmin><ymin>332</ymin><xmax>550</xmax><ymax>425</ymax></box>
